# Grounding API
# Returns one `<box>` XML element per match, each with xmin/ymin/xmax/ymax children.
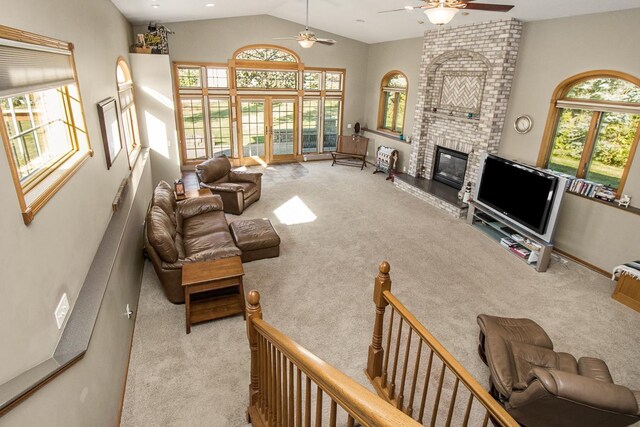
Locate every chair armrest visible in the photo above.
<box><xmin>530</xmin><ymin>367</ymin><xmax>640</xmax><ymax>415</ymax></box>
<box><xmin>177</xmin><ymin>194</ymin><xmax>223</xmax><ymax>219</ymax></box>
<box><xmin>200</xmin><ymin>182</ymin><xmax>245</xmax><ymax>193</ymax></box>
<box><xmin>229</xmin><ymin>170</ymin><xmax>262</xmax><ymax>184</ymax></box>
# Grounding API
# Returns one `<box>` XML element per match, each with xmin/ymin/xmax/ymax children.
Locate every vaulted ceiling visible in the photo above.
<box><xmin>110</xmin><ymin>0</ymin><xmax>640</xmax><ymax>44</ymax></box>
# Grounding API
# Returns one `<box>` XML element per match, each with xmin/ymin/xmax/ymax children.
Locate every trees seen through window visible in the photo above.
<box><xmin>544</xmin><ymin>74</ymin><xmax>640</xmax><ymax>192</ymax></box>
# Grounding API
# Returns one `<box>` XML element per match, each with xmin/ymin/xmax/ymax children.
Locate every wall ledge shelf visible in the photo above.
<box><xmin>362</xmin><ymin>127</ymin><xmax>409</xmax><ymax>143</ymax></box>
<box><xmin>566</xmin><ymin>191</ymin><xmax>640</xmax><ymax>217</ymax></box>
<box><xmin>425</xmin><ymin>111</ymin><xmax>480</xmax><ymax>125</ymax></box>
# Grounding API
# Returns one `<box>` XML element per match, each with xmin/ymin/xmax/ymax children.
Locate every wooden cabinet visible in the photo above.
<box><xmin>612</xmin><ymin>275</ymin><xmax>640</xmax><ymax>313</ymax></box>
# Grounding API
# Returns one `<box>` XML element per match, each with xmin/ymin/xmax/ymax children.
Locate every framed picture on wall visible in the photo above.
<box><xmin>97</xmin><ymin>97</ymin><xmax>123</xmax><ymax>170</ymax></box>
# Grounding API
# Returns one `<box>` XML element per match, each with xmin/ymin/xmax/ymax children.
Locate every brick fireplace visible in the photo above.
<box><xmin>396</xmin><ymin>19</ymin><xmax>522</xmax><ymax>217</ymax></box>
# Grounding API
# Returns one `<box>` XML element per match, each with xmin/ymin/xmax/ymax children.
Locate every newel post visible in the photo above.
<box><xmin>246</xmin><ymin>290</ymin><xmax>262</xmax><ymax>418</ymax></box>
<box><xmin>366</xmin><ymin>261</ymin><xmax>392</xmax><ymax>380</ymax></box>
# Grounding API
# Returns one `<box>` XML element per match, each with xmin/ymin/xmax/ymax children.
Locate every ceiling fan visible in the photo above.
<box><xmin>274</xmin><ymin>0</ymin><xmax>336</xmax><ymax>48</ymax></box>
<box><xmin>380</xmin><ymin>0</ymin><xmax>514</xmax><ymax>25</ymax></box>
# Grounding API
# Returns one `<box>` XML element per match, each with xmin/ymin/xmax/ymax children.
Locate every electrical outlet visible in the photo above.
<box><xmin>403</xmin><ymin>167</ymin><xmax>407</xmax><ymax>172</ymax></box>
<box><xmin>55</xmin><ymin>293</ymin><xmax>70</xmax><ymax>329</ymax></box>
<box><xmin>347</xmin><ymin>123</ymin><xmax>352</xmax><ymax>129</ymax></box>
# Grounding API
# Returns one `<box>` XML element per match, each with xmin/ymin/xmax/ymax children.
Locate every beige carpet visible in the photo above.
<box><xmin>121</xmin><ymin>161</ymin><xmax>640</xmax><ymax>426</ymax></box>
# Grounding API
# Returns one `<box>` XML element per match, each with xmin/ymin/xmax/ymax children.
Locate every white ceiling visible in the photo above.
<box><xmin>111</xmin><ymin>0</ymin><xmax>640</xmax><ymax>44</ymax></box>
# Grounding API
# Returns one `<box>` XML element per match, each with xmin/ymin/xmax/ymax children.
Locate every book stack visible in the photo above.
<box><xmin>568</xmin><ymin>179</ymin><xmax>603</xmax><ymax>198</ymax></box>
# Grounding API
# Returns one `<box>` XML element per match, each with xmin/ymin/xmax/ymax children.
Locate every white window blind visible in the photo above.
<box><xmin>557</xmin><ymin>99</ymin><xmax>640</xmax><ymax>114</ymax></box>
<box><xmin>0</xmin><ymin>38</ymin><xmax>74</xmax><ymax>98</ymax></box>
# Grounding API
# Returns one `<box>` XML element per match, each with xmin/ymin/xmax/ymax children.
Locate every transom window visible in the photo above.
<box><xmin>207</xmin><ymin>67</ymin><xmax>228</xmax><ymax>88</ymax></box>
<box><xmin>378</xmin><ymin>71</ymin><xmax>408</xmax><ymax>134</ymax></box>
<box><xmin>236</xmin><ymin>70</ymin><xmax>297</xmax><ymax>89</ymax></box>
<box><xmin>540</xmin><ymin>72</ymin><xmax>640</xmax><ymax>194</ymax></box>
<box><xmin>178</xmin><ymin>67</ymin><xmax>202</xmax><ymax>88</ymax></box>
<box><xmin>235</xmin><ymin>47</ymin><xmax>298</xmax><ymax>62</ymax></box>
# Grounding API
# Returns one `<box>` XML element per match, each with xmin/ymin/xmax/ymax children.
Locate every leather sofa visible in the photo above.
<box><xmin>195</xmin><ymin>156</ymin><xmax>262</xmax><ymax>215</ymax></box>
<box><xmin>477</xmin><ymin>314</ymin><xmax>640</xmax><ymax>427</ymax></box>
<box><xmin>145</xmin><ymin>181</ymin><xmax>241</xmax><ymax>303</ymax></box>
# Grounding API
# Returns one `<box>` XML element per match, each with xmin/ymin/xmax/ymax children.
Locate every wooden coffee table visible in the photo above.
<box><xmin>181</xmin><ymin>256</ymin><xmax>245</xmax><ymax>334</ymax></box>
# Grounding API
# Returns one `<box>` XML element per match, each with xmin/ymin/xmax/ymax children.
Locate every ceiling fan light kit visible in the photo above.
<box><xmin>274</xmin><ymin>0</ymin><xmax>336</xmax><ymax>49</ymax></box>
<box><xmin>424</xmin><ymin>6</ymin><xmax>459</xmax><ymax>25</ymax></box>
<box><xmin>298</xmin><ymin>38</ymin><xmax>315</xmax><ymax>49</ymax></box>
<box><xmin>378</xmin><ymin>0</ymin><xmax>514</xmax><ymax>26</ymax></box>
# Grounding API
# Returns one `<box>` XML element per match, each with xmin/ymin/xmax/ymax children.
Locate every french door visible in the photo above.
<box><xmin>237</xmin><ymin>96</ymin><xmax>297</xmax><ymax>165</ymax></box>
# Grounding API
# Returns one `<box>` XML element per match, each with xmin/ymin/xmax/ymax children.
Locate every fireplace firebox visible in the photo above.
<box><xmin>433</xmin><ymin>147</ymin><xmax>468</xmax><ymax>190</ymax></box>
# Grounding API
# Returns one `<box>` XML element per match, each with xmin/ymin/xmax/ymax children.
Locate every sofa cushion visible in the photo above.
<box><xmin>147</xmin><ymin>206</ymin><xmax>178</xmax><ymax>263</ymax></box>
<box><xmin>154</xmin><ymin>181</ymin><xmax>177</xmax><ymax>225</ymax></box>
<box><xmin>182</xmin><ymin>210</ymin><xmax>230</xmax><ymax>238</ymax></box>
<box><xmin>183</xmin><ymin>231</ymin><xmax>241</xmax><ymax>260</ymax></box>
<box><xmin>196</xmin><ymin>156</ymin><xmax>231</xmax><ymax>184</ymax></box>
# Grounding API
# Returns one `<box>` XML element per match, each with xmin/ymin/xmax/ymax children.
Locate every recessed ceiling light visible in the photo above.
<box><xmin>404</xmin><ymin>6</ymin><xmax>414</xmax><ymax>11</ymax></box>
<box><xmin>206</xmin><ymin>3</ymin><xmax>214</xmax><ymax>6</ymax></box>
<box><xmin>151</xmin><ymin>3</ymin><xmax>160</xmax><ymax>7</ymax></box>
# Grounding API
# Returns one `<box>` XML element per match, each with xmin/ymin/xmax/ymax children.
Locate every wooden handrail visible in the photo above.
<box><xmin>365</xmin><ymin>261</ymin><xmax>519</xmax><ymax>427</ymax></box>
<box><xmin>381</xmin><ymin>290</ymin><xmax>517</xmax><ymax>427</ymax></box>
<box><xmin>246</xmin><ymin>290</ymin><xmax>420</xmax><ymax>427</ymax></box>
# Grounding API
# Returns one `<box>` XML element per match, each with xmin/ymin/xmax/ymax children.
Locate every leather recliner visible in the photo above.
<box><xmin>477</xmin><ymin>314</ymin><xmax>640</xmax><ymax>427</ymax></box>
<box><xmin>145</xmin><ymin>181</ymin><xmax>241</xmax><ymax>303</ymax></box>
<box><xmin>195</xmin><ymin>156</ymin><xmax>262</xmax><ymax>215</ymax></box>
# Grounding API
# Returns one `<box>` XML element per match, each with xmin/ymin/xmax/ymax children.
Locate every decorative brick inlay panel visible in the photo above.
<box><xmin>406</xmin><ymin>18</ymin><xmax>522</xmax><ymax>214</ymax></box>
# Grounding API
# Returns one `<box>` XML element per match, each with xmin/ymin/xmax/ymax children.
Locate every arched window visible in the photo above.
<box><xmin>116</xmin><ymin>58</ymin><xmax>140</xmax><ymax>165</ymax></box>
<box><xmin>539</xmin><ymin>71</ymin><xmax>640</xmax><ymax>194</ymax></box>
<box><xmin>234</xmin><ymin>45</ymin><xmax>299</xmax><ymax>62</ymax></box>
<box><xmin>378</xmin><ymin>71</ymin><xmax>408</xmax><ymax>134</ymax></box>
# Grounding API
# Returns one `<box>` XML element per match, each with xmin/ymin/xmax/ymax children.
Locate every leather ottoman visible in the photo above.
<box><xmin>229</xmin><ymin>218</ymin><xmax>280</xmax><ymax>263</ymax></box>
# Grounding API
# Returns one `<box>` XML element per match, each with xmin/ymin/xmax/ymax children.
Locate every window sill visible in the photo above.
<box><xmin>567</xmin><ymin>191</ymin><xmax>640</xmax><ymax>216</ymax></box>
<box><xmin>21</xmin><ymin>149</ymin><xmax>93</xmax><ymax>225</ymax></box>
<box><xmin>128</xmin><ymin>146</ymin><xmax>142</xmax><ymax>170</ymax></box>
<box><xmin>362</xmin><ymin>128</ymin><xmax>410</xmax><ymax>143</ymax></box>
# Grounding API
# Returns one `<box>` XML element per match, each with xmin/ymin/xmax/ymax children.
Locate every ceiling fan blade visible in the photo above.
<box><xmin>378</xmin><ymin>5</ymin><xmax>424</xmax><ymax>13</ymax></box>
<box><xmin>463</xmin><ymin>3</ymin><xmax>514</xmax><ymax>12</ymax></box>
<box><xmin>315</xmin><ymin>39</ymin><xmax>337</xmax><ymax>45</ymax></box>
<box><xmin>378</xmin><ymin>8</ymin><xmax>408</xmax><ymax>13</ymax></box>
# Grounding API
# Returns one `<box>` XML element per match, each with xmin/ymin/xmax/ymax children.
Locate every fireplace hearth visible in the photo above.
<box><xmin>433</xmin><ymin>147</ymin><xmax>467</xmax><ymax>190</ymax></box>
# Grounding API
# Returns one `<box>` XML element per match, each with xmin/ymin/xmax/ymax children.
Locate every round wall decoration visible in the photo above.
<box><xmin>514</xmin><ymin>115</ymin><xmax>533</xmax><ymax>134</ymax></box>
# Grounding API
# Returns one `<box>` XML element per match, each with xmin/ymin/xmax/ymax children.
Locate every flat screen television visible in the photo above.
<box><xmin>473</xmin><ymin>154</ymin><xmax>566</xmax><ymax>242</ymax></box>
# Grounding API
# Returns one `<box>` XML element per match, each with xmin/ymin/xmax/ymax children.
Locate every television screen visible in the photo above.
<box><xmin>477</xmin><ymin>155</ymin><xmax>558</xmax><ymax>234</ymax></box>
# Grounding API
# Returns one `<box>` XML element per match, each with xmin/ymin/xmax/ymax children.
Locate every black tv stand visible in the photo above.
<box><xmin>467</xmin><ymin>201</ymin><xmax>553</xmax><ymax>272</ymax></box>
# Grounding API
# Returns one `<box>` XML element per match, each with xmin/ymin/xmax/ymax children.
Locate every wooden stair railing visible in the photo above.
<box><xmin>366</xmin><ymin>261</ymin><xmax>518</xmax><ymax>427</ymax></box>
<box><xmin>246</xmin><ymin>291</ymin><xmax>421</xmax><ymax>427</ymax></box>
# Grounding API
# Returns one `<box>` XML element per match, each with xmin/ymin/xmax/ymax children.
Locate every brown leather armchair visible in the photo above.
<box><xmin>195</xmin><ymin>156</ymin><xmax>262</xmax><ymax>215</ymax></box>
<box><xmin>477</xmin><ymin>314</ymin><xmax>640</xmax><ymax>427</ymax></box>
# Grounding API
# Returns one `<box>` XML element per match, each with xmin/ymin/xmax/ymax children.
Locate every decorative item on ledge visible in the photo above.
<box><xmin>373</xmin><ymin>146</ymin><xmax>398</xmax><ymax>182</ymax></box>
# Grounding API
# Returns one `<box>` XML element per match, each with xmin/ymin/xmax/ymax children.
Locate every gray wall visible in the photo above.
<box><xmin>133</xmin><ymin>15</ymin><xmax>370</xmax><ymax>135</ymax></box>
<box><xmin>362</xmin><ymin>37</ymin><xmax>423</xmax><ymax>171</ymax></box>
<box><xmin>500</xmin><ymin>9</ymin><xmax>640</xmax><ymax>271</ymax></box>
<box><xmin>130</xmin><ymin>54</ymin><xmax>182</xmax><ymax>185</ymax></box>
<box><xmin>0</xmin><ymin>0</ymin><xmax>150</xmax><ymax>423</ymax></box>
<box><xmin>0</xmin><ymin>0</ymin><xmax>133</xmax><ymax>384</ymax></box>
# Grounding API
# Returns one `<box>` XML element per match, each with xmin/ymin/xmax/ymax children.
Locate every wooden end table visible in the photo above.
<box><xmin>176</xmin><ymin>188</ymin><xmax>211</xmax><ymax>201</ymax></box>
<box><xmin>181</xmin><ymin>256</ymin><xmax>245</xmax><ymax>334</ymax></box>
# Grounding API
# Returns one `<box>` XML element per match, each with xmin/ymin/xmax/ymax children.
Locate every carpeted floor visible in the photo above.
<box><xmin>121</xmin><ymin>161</ymin><xmax>640</xmax><ymax>426</ymax></box>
